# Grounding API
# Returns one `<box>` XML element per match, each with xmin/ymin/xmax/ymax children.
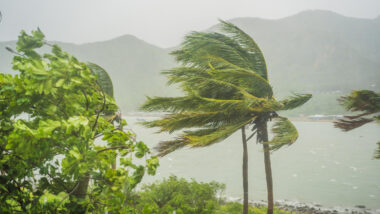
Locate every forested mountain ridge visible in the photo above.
<box><xmin>1</xmin><ymin>10</ymin><xmax>379</xmax><ymax>115</ymax></box>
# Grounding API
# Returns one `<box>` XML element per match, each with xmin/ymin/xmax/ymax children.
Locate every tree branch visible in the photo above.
<box><xmin>54</xmin><ymin>181</ymin><xmax>80</xmax><ymax>212</ymax></box>
<box><xmin>81</xmin><ymin>89</ymin><xmax>89</xmax><ymax>111</ymax></box>
<box><xmin>97</xmin><ymin>146</ymin><xmax>129</xmax><ymax>154</ymax></box>
<box><xmin>92</xmin><ymin>86</ymin><xmax>106</xmax><ymax>132</ymax></box>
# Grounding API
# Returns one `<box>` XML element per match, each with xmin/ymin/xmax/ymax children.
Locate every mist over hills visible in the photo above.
<box><xmin>1</xmin><ymin>10</ymin><xmax>379</xmax><ymax>115</ymax></box>
<box><xmin>224</xmin><ymin>10</ymin><xmax>380</xmax><ymax>93</ymax></box>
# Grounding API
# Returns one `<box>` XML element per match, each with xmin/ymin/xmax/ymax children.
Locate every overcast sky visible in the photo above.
<box><xmin>1</xmin><ymin>0</ymin><xmax>380</xmax><ymax>48</ymax></box>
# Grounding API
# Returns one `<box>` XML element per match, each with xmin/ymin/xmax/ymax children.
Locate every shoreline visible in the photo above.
<box><xmin>226</xmin><ymin>198</ymin><xmax>379</xmax><ymax>214</ymax></box>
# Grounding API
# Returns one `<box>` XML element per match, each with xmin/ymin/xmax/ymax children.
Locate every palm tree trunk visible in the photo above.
<box><xmin>241</xmin><ymin>126</ymin><xmax>249</xmax><ymax>214</ymax></box>
<box><xmin>257</xmin><ymin>121</ymin><xmax>274</xmax><ymax>214</ymax></box>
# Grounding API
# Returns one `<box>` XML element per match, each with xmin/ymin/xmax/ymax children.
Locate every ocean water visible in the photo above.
<box><xmin>126</xmin><ymin>116</ymin><xmax>380</xmax><ymax>209</ymax></box>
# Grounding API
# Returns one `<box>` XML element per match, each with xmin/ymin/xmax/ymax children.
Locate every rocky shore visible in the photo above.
<box><xmin>227</xmin><ymin>198</ymin><xmax>380</xmax><ymax>214</ymax></box>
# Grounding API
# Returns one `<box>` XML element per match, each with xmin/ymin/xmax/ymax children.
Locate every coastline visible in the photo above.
<box><xmin>226</xmin><ymin>198</ymin><xmax>380</xmax><ymax>214</ymax></box>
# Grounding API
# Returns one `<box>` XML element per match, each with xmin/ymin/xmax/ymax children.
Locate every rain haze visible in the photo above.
<box><xmin>1</xmin><ymin>0</ymin><xmax>380</xmax><ymax>213</ymax></box>
<box><xmin>1</xmin><ymin>0</ymin><xmax>380</xmax><ymax>47</ymax></box>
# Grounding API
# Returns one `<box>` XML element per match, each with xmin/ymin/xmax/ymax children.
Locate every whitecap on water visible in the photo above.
<box><xmin>321</xmin><ymin>165</ymin><xmax>326</xmax><ymax>169</ymax></box>
<box><xmin>292</xmin><ymin>173</ymin><xmax>298</xmax><ymax>178</ymax></box>
<box><xmin>352</xmin><ymin>186</ymin><xmax>358</xmax><ymax>190</ymax></box>
<box><xmin>350</xmin><ymin>166</ymin><xmax>358</xmax><ymax>171</ymax></box>
<box><xmin>329</xmin><ymin>178</ymin><xmax>336</xmax><ymax>182</ymax></box>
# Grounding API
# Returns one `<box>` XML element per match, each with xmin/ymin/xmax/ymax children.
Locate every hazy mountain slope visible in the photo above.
<box><xmin>215</xmin><ymin>10</ymin><xmax>380</xmax><ymax>115</ymax></box>
<box><xmin>218</xmin><ymin>10</ymin><xmax>380</xmax><ymax>95</ymax></box>
<box><xmin>1</xmin><ymin>10</ymin><xmax>379</xmax><ymax>115</ymax></box>
<box><xmin>54</xmin><ymin>35</ymin><xmax>177</xmax><ymax>111</ymax></box>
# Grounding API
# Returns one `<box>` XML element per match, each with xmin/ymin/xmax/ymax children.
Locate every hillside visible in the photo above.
<box><xmin>1</xmin><ymin>10</ymin><xmax>379</xmax><ymax>115</ymax></box>
<box><xmin>223</xmin><ymin>10</ymin><xmax>380</xmax><ymax>94</ymax></box>
<box><xmin>211</xmin><ymin>10</ymin><xmax>380</xmax><ymax>115</ymax></box>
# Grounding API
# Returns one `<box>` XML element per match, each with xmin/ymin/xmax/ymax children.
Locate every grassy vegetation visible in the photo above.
<box><xmin>132</xmin><ymin>176</ymin><xmax>297</xmax><ymax>214</ymax></box>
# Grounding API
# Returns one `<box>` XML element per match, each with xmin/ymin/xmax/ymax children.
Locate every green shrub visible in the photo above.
<box><xmin>134</xmin><ymin>177</ymin><xmax>297</xmax><ymax>214</ymax></box>
<box><xmin>135</xmin><ymin>176</ymin><xmax>225</xmax><ymax>214</ymax></box>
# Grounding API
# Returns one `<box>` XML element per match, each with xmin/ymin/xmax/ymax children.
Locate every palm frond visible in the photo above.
<box><xmin>335</xmin><ymin>90</ymin><xmax>379</xmax><ymax>132</ymax></box>
<box><xmin>219</xmin><ymin>20</ymin><xmax>268</xmax><ymax>80</ymax></box>
<box><xmin>186</xmin><ymin>118</ymin><xmax>254</xmax><ymax>147</ymax></box>
<box><xmin>375</xmin><ymin>142</ymin><xmax>380</xmax><ymax>159</ymax></box>
<box><xmin>142</xmin><ymin>111</ymin><xmax>249</xmax><ymax>133</ymax></box>
<box><xmin>267</xmin><ymin>117</ymin><xmax>298</xmax><ymax>151</ymax></box>
<box><xmin>87</xmin><ymin>62</ymin><xmax>114</xmax><ymax>97</ymax></box>
<box><xmin>154</xmin><ymin>118</ymin><xmax>254</xmax><ymax>156</ymax></box>
<box><xmin>162</xmin><ymin>66</ymin><xmax>211</xmax><ymax>85</ymax></box>
<box><xmin>140</xmin><ymin>94</ymin><xmax>251</xmax><ymax>113</ymax></box>
<box><xmin>279</xmin><ymin>94</ymin><xmax>312</xmax><ymax>111</ymax></box>
<box><xmin>172</xmin><ymin>31</ymin><xmax>255</xmax><ymax>73</ymax></box>
<box><xmin>339</xmin><ymin>90</ymin><xmax>380</xmax><ymax>114</ymax></box>
<box><xmin>154</xmin><ymin>138</ymin><xmax>188</xmax><ymax>157</ymax></box>
<box><xmin>334</xmin><ymin>117</ymin><xmax>373</xmax><ymax>132</ymax></box>
<box><xmin>211</xmin><ymin>68</ymin><xmax>272</xmax><ymax>98</ymax></box>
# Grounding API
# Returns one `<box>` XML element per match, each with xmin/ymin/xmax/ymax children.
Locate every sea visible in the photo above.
<box><xmin>125</xmin><ymin>116</ymin><xmax>380</xmax><ymax>211</ymax></box>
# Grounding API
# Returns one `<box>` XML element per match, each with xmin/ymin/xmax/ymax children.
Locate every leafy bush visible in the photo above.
<box><xmin>134</xmin><ymin>176</ymin><xmax>295</xmax><ymax>214</ymax></box>
<box><xmin>135</xmin><ymin>176</ymin><xmax>225</xmax><ymax>214</ymax></box>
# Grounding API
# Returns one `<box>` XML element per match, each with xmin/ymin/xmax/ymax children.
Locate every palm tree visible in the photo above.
<box><xmin>334</xmin><ymin>90</ymin><xmax>380</xmax><ymax>159</ymax></box>
<box><xmin>141</xmin><ymin>20</ymin><xmax>311</xmax><ymax>214</ymax></box>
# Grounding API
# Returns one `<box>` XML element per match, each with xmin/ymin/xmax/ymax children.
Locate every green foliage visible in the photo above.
<box><xmin>267</xmin><ymin>117</ymin><xmax>298</xmax><ymax>151</ymax></box>
<box><xmin>132</xmin><ymin>177</ymin><xmax>294</xmax><ymax>214</ymax></box>
<box><xmin>135</xmin><ymin>176</ymin><xmax>225</xmax><ymax>214</ymax></box>
<box><xmin>87</xmin><ymin>62</ymin><xmax>114</xmax><ymax>98</ymax></box>
<box><xmin>141</xmin><ymin>20</ymin><xmax>311</xmax><ymax>156</ymax></box>
<box><xmin>375</xmin><ymin>142</ymin><xmax>380</xmax><ymax>159</ymax></box>
<box><xmin>339</xmin><ymin>90</ymin><xmax>380</xmax><ymax>114</ymax></box>
<box><xmin>141</xmin><ymin>20</ymin><xmax>311</xmax><ymax>214</ymax></box>
<box><xmin>334</xmin><ymin>90</ymin><xmax>379</xmax><ymax>131</ymax></box>
<box><xmin>334</xmin><ymin>90</ymin><xmax>380</xmax><ymax>159</ymax></box>
<box><xmin>279</xmin><ymin>94</ymin><xmax>313</xmax><ymax>111</ymax></box>
<box><xmin>0</xmin><ymin>29</ymin><xmax>158</xmax><ymax>213</ymax></box>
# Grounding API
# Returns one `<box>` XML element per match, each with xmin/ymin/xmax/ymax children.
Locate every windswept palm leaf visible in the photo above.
<box><xmin>335</xmin><ymin>90</ymin><xmax>380</xmax><ymax>159</ymax></box>
<box><xmin>218</xmin><ymin>20</ymin><xmax>268</xmax><ymax>80</ymax></box>
<box><xmin>334</xmin><ymin>90</ymin><xmax>380</xmax><ymax>131</ymax></box>
<box><xmin>375</xmin><ymin>142</ymin><xmax>380</xmax><ymax>159</ymax></box>
<box><xmin>141</xmin><ymin>94</ymin><xmax>251</xmax><ymax>113</ymax></box>
<box><xmin>155</xmin><ymin>118</ymin><xmax>254</xmax><ymax>156</ymax></box>
<box><xmin>172</xmin><ymin>32</ymin><xmax>255</xmax><ymax>71</ymax></box>
<box><xmin>266</xmin><ymin>117</ymin><xmax>298</xmax><ymax>151</ymax></box>
<box><xmin>87</xmin><ymin>62</ymin><xmax>114</xmax><ymax>97</ymax></box>
<box><xmin>142</xmin><ymin>111</ymin><xmax>249</xmax><ymax>133</ymax></box>
<box><xmin>279</xmin><ymin>94</ymin><xmax>312</xmax><ymax>111</ymax></box>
